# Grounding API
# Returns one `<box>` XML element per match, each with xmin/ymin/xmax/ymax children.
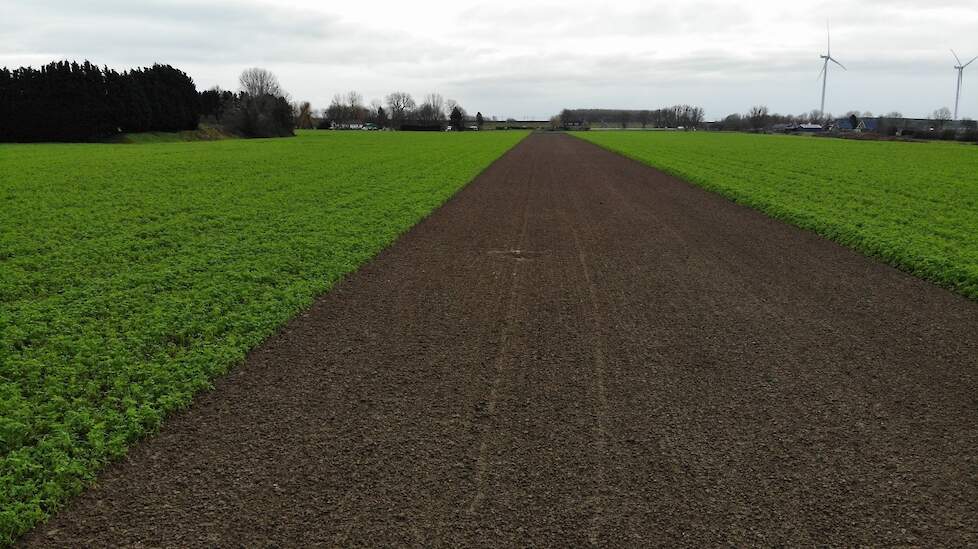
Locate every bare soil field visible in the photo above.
<box><xmin>23</xmin><ymin>133</ymin><xmax>978</xmax><ymax>546</ymax></box>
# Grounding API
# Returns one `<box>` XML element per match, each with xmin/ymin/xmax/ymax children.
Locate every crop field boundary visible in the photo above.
<box><xmin>20</xmin><ymin>132</ymin><xmax>978</xmax><ymax>547</ymax></box>
<box><xmin>0</xmin><ymin>130</ymin><xmax>530</xmax><ymax>544</ymax></box>
<box><xmin>573</xmin><ymin>131</ymin><xmax>978</xmax><ymax>301</ymax></box>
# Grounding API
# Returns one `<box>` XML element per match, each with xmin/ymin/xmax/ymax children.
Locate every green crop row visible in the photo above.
<box><xmin>577</xmin><ymin>131</ymin><xmax>978</xmax><ymax>300</ymax></box>
<box><xmin>0</xmin><ymin>130</ymin><xmax>528</xmax><ymax>544</ymax></box>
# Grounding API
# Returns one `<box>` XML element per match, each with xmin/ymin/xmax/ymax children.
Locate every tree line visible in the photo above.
<box><xmin>0</xmin><ymin>62</ymin><xmax>298</xmax><ymax>142</ymax></box>
<box><xmin>713</xmin><ymin>107</ymin><xmax>846</xmax><ymax>131</ymax></box>
<box><xmin>557</xmin><ymin>106</ymin><xmax>706</xmax><ymax>129</ymax></box>
<box><xmin>316</xmin><ymin>90</ymin><xmax>480</xmax><ymax>131</ymax></box>
<box><xmin>713</xmin><ymin>106</ymin><xmax>977</xmax><ymax>141</ymax></box>
<box><xmin>0</xmin><ymin>61</ymin><xmax>200</xmax><ymax>142</ymax></box>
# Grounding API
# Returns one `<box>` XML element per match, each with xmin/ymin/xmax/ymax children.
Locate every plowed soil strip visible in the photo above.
<box><xmin>24</xmin><ymin>133</ymin><xmax>978</xmax><ymax>546</ymax></box>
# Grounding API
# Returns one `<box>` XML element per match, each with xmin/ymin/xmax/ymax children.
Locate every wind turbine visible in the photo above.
<box><xmin>952</xmin><ymin>50</ymin><xmax>978</xmax><ymax>120</ymax></box>
<box><xmin>818</xmin><ymin>23</ymin><xmax>846</xmax><ymax>117</ymax></box>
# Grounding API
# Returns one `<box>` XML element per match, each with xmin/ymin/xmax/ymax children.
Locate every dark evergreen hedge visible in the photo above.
<box><xmin>0</xmin><ymin>61</ymin><xmax>201</xmax><ymax>142</ymax></box>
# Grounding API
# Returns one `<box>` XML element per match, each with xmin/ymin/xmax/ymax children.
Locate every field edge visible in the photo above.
<box><xmin>570</xmin><ymin>131</ymin><xmax>978</xmax><ymax>302</ymax></box>
<box><xmin>3</xmin><ymin>130</ymin><xmax>531</xmax><ymax>546</ymax></box>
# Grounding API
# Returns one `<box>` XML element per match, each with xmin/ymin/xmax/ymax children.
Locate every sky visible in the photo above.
<box><xmin>4</xmin><ymin>0</ymin><xmax>978</xmax><ymax>120</ymax></box>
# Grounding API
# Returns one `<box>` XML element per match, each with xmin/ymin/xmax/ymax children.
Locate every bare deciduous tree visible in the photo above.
<box><xmin>617</xmin><ymin>111</ymin><xmax>631</xmax><ymax>128</ymax></box>
<box><xmin>239</xmin><ymin>67</ymin><xmax>283</xmax><ymax>98</ymax></box>
<box><xmin>227</xmin><ymin>68</ymin><xmax>294</xmax><ymax>137</ymax></box>
<box><xmin>933</xmin><ymin>107</ymin><xmax>952</xmax><ymax>130</ymax></box>
<box><xmin>295</xmin><ymin>101</ymin><xmax>314</xmax><ymax>129</ymax></box>
<box><xmin>326</xmin><ymin>94</ymin><xmax>346</xmax><ymax>123</ymax></box>
<box><xmin>420</xmin><ymin>93</ymin><xmax>446</xmax><ymax>121</ymax></box>
<box><xmin>636</xmin><ymin>110</ymin><xmax>650</xmax><ymax>128</ymax></box>
<box><xmin>385</xmin><ymin>91</ymin><xmax>416</xmax><ymax>128</ymax></box>
<box><xmin>748</xmin><ymin>105</ymin><xmax>769</xmax><ymax>130</ymax></box>
<box><xmin>346</xmin><ymin>90</ymin><xmax>364</xmax><ymax>122</ymax></box>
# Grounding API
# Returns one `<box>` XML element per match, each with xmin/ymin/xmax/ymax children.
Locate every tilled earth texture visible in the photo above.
<box><xmin>23</xmin><ymin>133</ymin><xmax>978</xmax><ymax>547</ymax></box>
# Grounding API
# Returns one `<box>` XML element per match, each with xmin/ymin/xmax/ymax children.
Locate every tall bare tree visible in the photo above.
<box><xmin>239</xmin><ymin>67</ymin><xmax>283</xmax><ymax>98</ymax></box>
<box><xmin>636</xmin><ymin>110</ymin><xmax>650</xmax><ymax>128</ymax></box>
<box><xmin>748</xmin><ymin>105</ymin><xmax>769</xmax><ymax>130</ymax></box>
<box><xmin>228</xmin><ymin>68</ymin><xmax>294</xmax><ymax>137</ymax></box>
<box><xmin>294</xmin><ymin>101</ymin><xmax>314</xmax><ymax>129</ymax></box>
<box><xmin>933</xmin><ymin>107</ymin><xmax>952</xmax><ymax>130</ymax></box>
<box><xmin>342</xmin><ymin>91</ymin><xmax>363</xmax><ymax>123</ymax></box>
<box><xmin>385</xmin><ymin>91</ymin><xmax>416</xmax><ymax>129</ymax></box>
<box><xmin>618</xmin><ymin>110</ymin><xmax>631</xmax><ymax>128</ymax></box>
<box><xmin>326</xmin><ymin>94</ymin><xmax>346</xmax><ymax>123</ymax></box>
<box><xmin>421</xmin><ymin>93</ymin><xmax>446</xmax><ymax>121</ymax></box>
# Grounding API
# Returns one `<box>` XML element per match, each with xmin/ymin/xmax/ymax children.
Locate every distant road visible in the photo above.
<box><xmin>25</xmin><ymin>133</ymin><xmax>978</xmax><ymax>546</ymax></box>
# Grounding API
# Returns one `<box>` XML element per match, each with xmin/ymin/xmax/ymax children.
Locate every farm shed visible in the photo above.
<box><xmin>833</xmin><ymin>118</ymin><xmax>856</xmax><ymax>131</ymax></box>
<box><xmin>856</xmin><ymin>118</ymin><xmax>880</xmax><ymax>132</ymax></box>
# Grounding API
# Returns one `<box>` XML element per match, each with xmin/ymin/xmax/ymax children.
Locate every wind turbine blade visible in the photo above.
<box><xmin>965</xmin><ymin>56</ymin><xmax>978</xmax><ymax>68</ymax></box>
<box><xmin>817</xmin><ymin>62</ymin><xmax>826</xmax><ymax>81</ymax></box>
<box><xmin>952</xmin><ymin>49</ymin><xmax>963</xmax><ymax>65</ymax></box>
<box><xmin>830</xmin><ymin>57</ymin><xmax>847</xmax><ymax>71</ymax></box>
<box><xmin>826</xmin><ymin>21</ymin><xmax>831</xmax><ymax>56</ymax></box>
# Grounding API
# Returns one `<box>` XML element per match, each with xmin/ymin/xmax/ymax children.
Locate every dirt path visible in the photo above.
<box><xmin>24</xmin><ymin>133</ymin><xmax>978</xmax><ymax>546</ymax></box>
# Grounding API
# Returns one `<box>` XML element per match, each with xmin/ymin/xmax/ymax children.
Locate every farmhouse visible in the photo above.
<box><xmin>562</xmin><ymin>120</ymin><xmax>591</xmax><ymax>131</ymax></box>
<box><xmin>484</xmin><ymin>120</ymin><xmax>553</xmax><ymax>130</ymax></box>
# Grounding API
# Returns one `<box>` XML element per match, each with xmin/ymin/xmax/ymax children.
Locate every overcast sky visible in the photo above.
<box><xmin>4</xmin><ymin>0</ymin><xmax>978</xmax><ymax>120</ymax></box>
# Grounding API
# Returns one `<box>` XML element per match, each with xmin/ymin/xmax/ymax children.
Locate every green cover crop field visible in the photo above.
<box><xmin>578</xmin><ymin>131</ymin><xmax>978</xmax><ymax>300</ymax></box>
<box><xmin>0</xmin><ymin>130</ymin><xmax>527</xmax><ymax>542</ymax></box>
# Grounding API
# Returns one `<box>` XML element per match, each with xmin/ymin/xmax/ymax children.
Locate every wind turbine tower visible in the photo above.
<box><xmin>818</xmin><ymin>23</ymin><xmax>847</xmax><ymax>116</ymax></box>
<box><xmin>952</xmin><ymin>50</ymin><xmax>977</xmax><ymax>120</ymax></box>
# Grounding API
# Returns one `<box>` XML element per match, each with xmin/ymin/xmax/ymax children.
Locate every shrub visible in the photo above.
<box><xmin>224</xmin><ymin>94</ymin><xmax>294</xmax><ymax>138</ymax></box>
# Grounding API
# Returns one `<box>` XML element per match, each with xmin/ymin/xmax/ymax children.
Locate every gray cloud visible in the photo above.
<box><xmin>4</xmin><ymin>0</ymin><xmax>978</xmax><ymax>119</ymax></box>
